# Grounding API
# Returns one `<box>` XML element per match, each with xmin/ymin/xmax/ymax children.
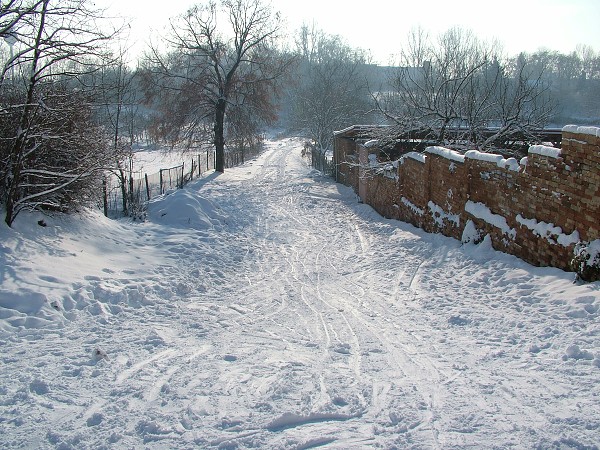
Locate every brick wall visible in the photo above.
<box><xmin>334</xmin><ymin>135</ymin><xmax>360</xmax><ymax>190</ymax></box>
<box><xmin>334</xmin><ymin>126</ymin><xmax>600</xmax><ymax>277</ymax></box>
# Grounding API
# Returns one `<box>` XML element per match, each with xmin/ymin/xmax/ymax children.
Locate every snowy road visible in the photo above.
<box><xmin>1</xmin><ymin>138</ymin><xmax>599</xmax><ymax>449</ymax></box>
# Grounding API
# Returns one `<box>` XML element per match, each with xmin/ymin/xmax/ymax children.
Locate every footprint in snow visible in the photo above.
<box><xmin>448</xmin><ymin>315</ymin><xmax>470</xmax><ymax>326</ymax></box>
<box><xmin>333</xmin><ymin>343</ymin><xmax>351</xmax><ymax>355</ymax></box>
<box><xmin>563</xmin><ymin>345</ymin><xmax>594</xmax><ymax>361</ymax></box>
<box><xmin>92</xmin><ymin>348</ymin><xmax>109</xmax><ymax>362</ymax></box>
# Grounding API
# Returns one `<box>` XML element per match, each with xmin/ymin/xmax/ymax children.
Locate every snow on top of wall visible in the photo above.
<box><xmin>425</xmin><ymin>146</ymin><xmax>465</xmax><ymax>163</ymax></box>
<box><xmin>501</xmin><ymin>158</ymin><xmax>521</xmax><ymax>171</ymax></box>
<box><xmin>529</xmin><ymin>145</ymin><xmax>561</xmax><ymax>159</ymax></box>
<box><xmin>562</xmin><ymin>124</ymin><xmax>600</xmax><ymax>137</ymax></box>
<box><xmin>333</xmin><ymin>126</ymin><xmax>354</xmax><ymax>135</ymax></box>
<box><xmin>465</xmin><ymin>200</ymin><xmax>516</xmax><ymax>239</ymax></box>
<box><xmin>516</xmin><ymin>214</ymin><xmax>580</xmax><ymax>247</ymax></box>
<box><xmin>402</xmin><ymin>152</ymin><xmax>426</xmax><ymax>164</ymax></box>
<box><xmin>465</xmin><ymin>150</ymin><xmax>521</xmax><ymax>172</ymax></box>
<box><xmin>465</xmin><ymin>150</ymin><xmax>503</xmax><ymax>164</ymax></box>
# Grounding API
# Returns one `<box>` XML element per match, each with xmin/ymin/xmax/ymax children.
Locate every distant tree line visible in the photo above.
<box><xmin>1</xmin><ymin>0</ymin><xmax>599</xmax><ymax>226</ymax></box>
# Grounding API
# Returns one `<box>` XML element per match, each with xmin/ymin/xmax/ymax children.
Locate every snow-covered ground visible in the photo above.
<box><xmin>130</xmin><ymin>145</ymin><xmax>201</xmax><ymax>179</ymax></box>
<box><xmin>1</xmin><ymin>137</ymin><xmax>599</xmax><ymax>449</ymax></box>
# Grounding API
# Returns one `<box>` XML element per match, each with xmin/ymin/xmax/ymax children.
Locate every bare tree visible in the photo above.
<box><xmin>92</xmin><ymin>51</ymin><xmax>143</xmax><ymax>216</ymax></box>
<box><xmin>0</xmin><ymin>0</ymin><xmax>119</xmax><ymax>226</ymax></box>
<box><xmin>0</xmin><ymin>1</ymin><xmax>45</xmax><ymax>84</ymax></box>
<box><xmin>478</xmin><ymin>59</ymin><xmax>554</xmax><ymax>149</ymax></box>
<box><xmin>576</xmin><ymin>44</ymin><xmax>600</xmax><ymax>80</ymax></box>
<box><xmin>290</xmin><ymin>25</ymin><xmax>371</xmax><ymax>157</ymax></box>
<box><xmin>139</xmin><ymin>47</ymin><xmax>212</xmax><ymax>148</ymax></box>
<box><xmin>376</xmin><ymin>27</ymin><xmax>554</xmax><ymax>153</ymax></box>
<box><xmin>1</xmin><ymin>84</ymin><xmax>112</xmax><ymax>215</ymax></box>
<box><xmin>522</xmin><ymin>47</ymin><xmax>600</xmax><ymax>125</ymax></box>
<box><xmin>379</xmin><ymin>28</ymin><xmax>490</xmax><ymax>141</ymax></box>
<box><xmin>226</xmin><ymin>75</ymin><xmax>275</xmax><ymax>165</ymax></box>
<box><xmin>143</xmin><ymin>0</ymin><xmax>288</xmax><ymax>172</ymax></box>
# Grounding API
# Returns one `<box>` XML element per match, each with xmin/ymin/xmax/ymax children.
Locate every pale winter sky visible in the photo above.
<box><xmin>95</xmin><ymin>0</ymin><xmax>600</xmax><ymax>65</ymax></box>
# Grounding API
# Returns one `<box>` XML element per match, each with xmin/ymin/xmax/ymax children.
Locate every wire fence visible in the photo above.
<box><xmin>102</xmin><ymin>150</ymin><xmax>215</xmax><ymax>218</ymax></box>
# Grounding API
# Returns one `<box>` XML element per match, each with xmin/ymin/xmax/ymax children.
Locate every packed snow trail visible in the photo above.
<box><xmin>0</xmin><ymin>137</ymin><xmax>599</xmax><ymax>449</ymax></box>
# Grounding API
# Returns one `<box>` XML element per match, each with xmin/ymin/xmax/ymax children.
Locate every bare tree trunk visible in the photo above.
<box><xmin>102</xmin><ymin>177</ymin><xmax>108</xmax><ymax>217</ymax></box>
<box><xmin>142</xmin><ymin>0</ymin><xmax>287</xmax><ymax>173</ymax></box>
<box><xmin>214</xmin><ymin>99</ymin><xmax>226</xmax><ymax>173</ymax></box>
<box><xmin>5</xmin><ymin>0</ymin><xmax>48</xmax><ymax>226</ymax></box>
<box><xmin>119</xmin><ymin>168</ymin><xmax>127</xmax><ymax>215</ymax></box>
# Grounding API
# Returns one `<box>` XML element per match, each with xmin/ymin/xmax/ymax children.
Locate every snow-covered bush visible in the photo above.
<box><xmin>461</xmin><ymin>219</ymin><xmax>484</xmax><ymax>244</ymax></box>
<box><xmin>1</xmin><ymin>83</ymin><xmax>114</xmax><ymax>225</ymax></box>
<box><xmin>571</xmin><ymin>240</ymin><xmax>600</xmax><ymax>282</ymax></box>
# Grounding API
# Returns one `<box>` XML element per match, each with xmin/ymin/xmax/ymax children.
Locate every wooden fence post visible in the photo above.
<box><xmin>145</xmin><ymin>173</ymin><xmax>150</xmax><ymax>200</ymax></box>
<box><xmin>102</xmin><ymin>177</ymin><xmax>108</xmax><ymax>217</ymax></box>
<box><xmin>129</xmin><ymin>175</ymin><xmax>134</xmax><ymax>208</ymax></box>
<box><xmin>159</xmin><ymin>169</ymin><xmax>163</xmax><ymax>194</ymax></box>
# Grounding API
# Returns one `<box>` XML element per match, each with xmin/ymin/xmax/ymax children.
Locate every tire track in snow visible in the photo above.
<box><xmin>324</xmin><ymin>247</ymin><xmax>443</xmax><ymax>446</ymax></box>
<box><xmin>115</xmin><ymin>348</ymin><xmax>178</xmax><ymax>384</ymax></box>
<box><xmin>295</xmin><ymin>198</ymin><xmax>450</xmax><ymax>446</ymax></box>
<box><xmin>237</xmin><ymin>142</ymin><xmax>375</xmax><ymax>435</ymax></box>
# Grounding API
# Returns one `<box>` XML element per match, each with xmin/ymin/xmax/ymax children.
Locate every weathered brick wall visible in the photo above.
<box><xmin>334</xmin><ymin>136</ymin><xmax>360</xmax><ymax>191</ymax></box>
<box><xmin>364</xmin><ymin>174</ymin><xmax>401</xmax><ymax>220</ymax></box>
<box><xmin>398</xmin><ymin>155</ymin><xmax>429</xmax><ymax>209</ymax></box>
<box><xmin>344</xmin><ymin>126</ymin><xmax>600</xmax><ymax>275</ymax></box>
<box><xmin>560</xmin><ymin>128</ymin><xmax>600</xmax><ymax>241</ymax></box>
<box><xmin>397</xmin><ymin>155</ymin><xmax>429</xmax><ymax>229</ymax></box>
<box><xmin>426</xmin><ymin>151</ymin><xmax>468</xmax><ymax>240</ymax></box>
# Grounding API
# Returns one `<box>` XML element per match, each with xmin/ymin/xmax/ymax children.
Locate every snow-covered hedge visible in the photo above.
<box><xmin>571</xmin><ymin>240</ymin><xmax>600</xmax><ymax>282</ymax></box>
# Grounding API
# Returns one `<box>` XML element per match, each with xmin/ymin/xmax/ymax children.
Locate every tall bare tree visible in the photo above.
<box><xmin>143</xmin><ymin>0</ymin><xmax>288</xmax><ymax>172</ymax></box>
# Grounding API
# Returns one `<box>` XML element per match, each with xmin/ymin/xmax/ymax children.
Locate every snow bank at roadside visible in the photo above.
<box><xmin>146</xmin><ymin>181</ymin><xmax>228</xmax><ymax>230</ymax></box>
<box><xmin>0</xmin><ymin>209</ymin><xmax>161</xmax><ymax>332</ymax></box>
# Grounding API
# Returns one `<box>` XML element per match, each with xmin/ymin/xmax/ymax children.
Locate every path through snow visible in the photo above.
<box><xmin>1</xmin><ymin>137</ymin><xmax>599</xmax><ymax>449</ymax></box>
